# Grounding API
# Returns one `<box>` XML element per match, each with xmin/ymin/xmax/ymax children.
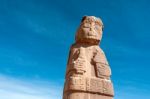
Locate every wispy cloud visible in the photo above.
<box><xmin>0</xmin><ymin>74</ymin><xmax>63</xmax><ymax>99</ymax></box>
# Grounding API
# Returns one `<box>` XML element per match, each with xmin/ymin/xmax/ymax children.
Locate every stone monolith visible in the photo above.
<box><xmin>63</xmin><ymin>16</ymin><xmax>114</xmax><ymax>99</ymax></box>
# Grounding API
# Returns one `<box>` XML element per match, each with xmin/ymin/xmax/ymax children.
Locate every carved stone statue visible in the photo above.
<box><xmin>63</xmin><ymin>16</ymin><xmax>114</xmax><ymax>99</ymax></box>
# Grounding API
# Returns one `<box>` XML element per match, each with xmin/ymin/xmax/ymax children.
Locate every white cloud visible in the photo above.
<box><xmin>0</xmin><ymin>74</ymin><xmax>63</xmax><ymax>99</ymax></box>
<box><xmin>1</xmin><ymin>74</ymin><xmax>149</xmax><ymax>99</ymax></box>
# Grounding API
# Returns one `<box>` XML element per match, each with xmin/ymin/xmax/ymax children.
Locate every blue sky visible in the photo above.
<box><xmin>0</xmin><ymin>0</ymin><xmax>150</xmax><ymax>99</ymax></box>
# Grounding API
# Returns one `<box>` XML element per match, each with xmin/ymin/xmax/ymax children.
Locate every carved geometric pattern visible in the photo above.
<box><xmin>95</xmin><ymin>63</ymin><xmax>111</xmax><ymax>79</ymax></box>
<box><xmin>66</xmin><ymin>48</ymin><xmax>86</xmax><ymax>77</ymax></box>
<box><xmin>65</xmin><ymin>77</ymin><xmax>86</xmax><ymax>91</ymax></box>
<box><xmin>64</xmin><ymin>77</ymin><xmax>114</xmax><ymax>96</ymax></box>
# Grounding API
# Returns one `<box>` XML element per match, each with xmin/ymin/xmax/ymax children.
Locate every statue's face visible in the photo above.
<box><xmin>76</xmin><ymin>16</ymin><xmax>103</xmax><ymax>43</ymax></box>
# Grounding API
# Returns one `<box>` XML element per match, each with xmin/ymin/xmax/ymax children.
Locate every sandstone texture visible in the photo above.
<box><xmin>63</xmin><ymin>16</ymin><xmax>114</xmax><ymax>99</ymax></box>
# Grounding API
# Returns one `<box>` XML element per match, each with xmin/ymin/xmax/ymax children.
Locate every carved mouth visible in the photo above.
<box><xmin>88</xmin><ymin>31</ymin><xmax>97</xmax><ymax>36</ymax></box>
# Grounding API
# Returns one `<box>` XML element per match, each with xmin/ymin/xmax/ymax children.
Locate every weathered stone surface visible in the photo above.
<box><xmin>63</xmin><ymin>16</ymin><xmax>114</xmax><ymax>99</ymax></box>
<box><xmin>75</xmin><ymin>16</ymin><xmax>104</xmax><ymax>45</ymax></box>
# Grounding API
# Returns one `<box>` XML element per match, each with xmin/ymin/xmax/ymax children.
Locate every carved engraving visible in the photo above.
<box><xmin>102</xmin><ymin>79</ymin><xmax>114</xmax><ymax>95</ymax></box>
<box><xmin>65</xmin><ymin>77</ymin><xmax>86</xmax><ymax>91</ymax></box>
<box><xmin>86</xmin><ymin>78</ymin><xmax>114</xmax><ymax>96</ymax></box>
<box><xmin>66</xmin><ymin>47</ymin><xmax>87</xmax><ymax>78</ymax></box>
<box><xmin>86</xmin><ymin>78</ymin><xmax>90</xmax><ymax>91</ymax></box>
<box><xmin>63</xmin><ymin>16</ymin><xmax>114</xmax><ymax>99</ymax></box>
<box><xmin>96</xmin><ymin>63</ymin><xmax>111</xmax><ymax>79</ymax></box>
<box><xmin>92</xmin><ymin>49</ymin><xmax>111</xmax><ymax>79</ymax></box>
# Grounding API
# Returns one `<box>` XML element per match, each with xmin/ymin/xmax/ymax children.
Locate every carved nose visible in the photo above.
<box><xmin>90</xmin><ymin>27</ymin><xmax>93</xmax><ymax>31</ymax></box>
<box><xmin>90</xmin><ymin>23</ymin><xmax>95</xmax><ymax>31</ymax></box>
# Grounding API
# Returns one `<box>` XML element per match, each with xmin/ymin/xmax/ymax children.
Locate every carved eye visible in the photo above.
<box><xmin>95</xmin><ymin>25</ymin><xmax>100</xmax><ymax>30</ymax></box>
